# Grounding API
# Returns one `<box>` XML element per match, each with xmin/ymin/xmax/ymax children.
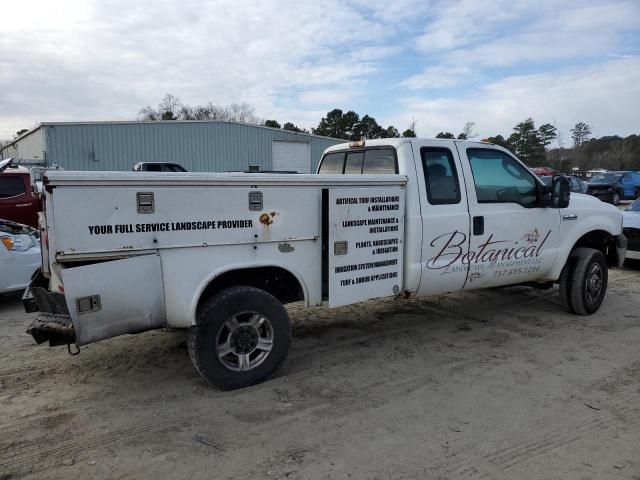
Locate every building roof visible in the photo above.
<box><xmin>1</xmin><ymin>120</ymin><xmax>341</xmax><ymax>151</ymax></box>
<box><xmin>0</xmin><ymin>126</ymin><xmax>42</xmax><ymax>153</ymax></box>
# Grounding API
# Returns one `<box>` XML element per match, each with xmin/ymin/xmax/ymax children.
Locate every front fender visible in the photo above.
<box><xmin>545</xmin><ymin>210</ymin><xmax>622</xmax><ymax>281</ymax></box>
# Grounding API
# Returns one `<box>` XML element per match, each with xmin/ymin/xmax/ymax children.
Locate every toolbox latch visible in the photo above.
<box><xmin>137</xmin><ymin>192</ymin><xmax>155</xmax><ymax>214</ymax></box>
<box><xmin>248</xmin><ymin>191</ymin><xmax>263</xmax><ymax>211</ymax></box>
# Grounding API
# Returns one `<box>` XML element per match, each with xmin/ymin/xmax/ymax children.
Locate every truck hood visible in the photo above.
<box><xmin>569</xmin><ymin>192</ymin><xmax>617</xmax><ymax>210</ymax></box>
<box><xmin>586</xmin><ymin>182</ymin><xmax>615</xmax><ymax>189</ymax></box>
<box><xmin>0</xmin><ymin>158</ymin><xmax>13</xmax><ymax>173</ymax></box>
<box><xmin>623</xmin><ymin>210</ymin><xmax>640</xmax><ymax>229</ymax></box>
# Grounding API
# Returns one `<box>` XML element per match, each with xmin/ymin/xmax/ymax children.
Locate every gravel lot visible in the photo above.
<box><xmin>1</xmin><ymin>267</ymin><xmax>639</xmax><ymax>480</ymax></box>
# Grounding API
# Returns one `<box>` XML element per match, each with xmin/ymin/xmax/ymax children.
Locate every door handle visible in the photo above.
<box><xmin>562</xmin><ymin>214</ymin><xmax>578</xmax><ymax>221</ymax></box>
<box><xmin>473</xmin><ymin>216</ymin><xmax>484</xmax><ymax>235</ymax></box>
<box><xmin>16</xmin><ymin>203</ymin><xmax>33</xmax><ymax>207</ymax></box>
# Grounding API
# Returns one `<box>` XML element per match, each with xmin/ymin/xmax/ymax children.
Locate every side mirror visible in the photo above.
<box><xmin>552</xmin><ymin>175</ymin><xmax>570</xmax><ymax>208</ymax></box>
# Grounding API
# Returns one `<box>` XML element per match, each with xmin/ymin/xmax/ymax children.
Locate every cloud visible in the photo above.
<box><xmin>400</xmin><ymin>66</ymin><xmax>475</xmax><ymax>89</ymax></box>
<box><xmin>0</xmin><ymin>0</ymin><xmax>411</xmax><ymax>137</ymax></box>
<box><xmin>388</xmin><ymin>57</ymin><xmax>640</xmax><ymax>140</ymax></box>
<box><xmin>0</xmin><ymin>0</ymin><xmax>638</xmax><ymax>140</ymax></box>
<box><xmin>298</xmin><ymin>89</ymin><xmax>357</xmax><ymax>106</ymax></box>
<box><xmin>412</xmin><ymin>0</ymin><xmax>640</xmax><ymax>71</ymax></box>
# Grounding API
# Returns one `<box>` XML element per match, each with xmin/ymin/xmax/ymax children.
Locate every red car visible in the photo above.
<box><xmin>0</xmin><ymin>159</ymin><xmax>41</xmax><ymax>228</ymax></box>
<box><xmin>531</xmin><ymin>166</ymin><xmax>558</xmax><ymax>176</ymax></box>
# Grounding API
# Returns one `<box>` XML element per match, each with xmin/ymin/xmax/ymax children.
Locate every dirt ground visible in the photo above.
<box><xmin>1</xmin><ymin>267</ymin><xmax>639</xmax><ymax>480</ymax></box>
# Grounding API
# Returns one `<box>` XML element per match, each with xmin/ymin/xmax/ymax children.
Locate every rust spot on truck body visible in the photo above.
<box><xmin>259</xmin><ymin>211</ymin><xmax>279</xmax><ymax>226</ymax></box>
<box><xmin>259</xmin><ymin>213</ymin><xmax>272</xmax><ymax>225</ymax></box>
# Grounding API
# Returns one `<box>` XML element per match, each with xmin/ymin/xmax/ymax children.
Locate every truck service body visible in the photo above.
<box><xmin>25</xmin><ymin>139</ymin><xmax>626</xmax><ymax>389</ymax></box>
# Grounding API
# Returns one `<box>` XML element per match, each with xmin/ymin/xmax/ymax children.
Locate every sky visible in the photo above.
<box><xmin>1</xmin><ymin>0</ymin><xmax>639</xmax><ymax>144</ymax></box>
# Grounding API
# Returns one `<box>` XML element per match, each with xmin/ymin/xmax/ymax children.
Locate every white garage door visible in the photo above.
<box><xmin>272</xmin><ymin>141</ymin><xmax>310</xmax><ymax>173</ymax></box>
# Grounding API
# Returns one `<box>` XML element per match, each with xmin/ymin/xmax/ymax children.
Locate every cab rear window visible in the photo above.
<box><xmin>0</xmin><ymin>176</ymin><xmax>26</xmax><ymax>198</ymax></box>
<box><xmin>318</xmin><ymin>148</ymin><xmax>397</xmax><ymax>174</ymax></box>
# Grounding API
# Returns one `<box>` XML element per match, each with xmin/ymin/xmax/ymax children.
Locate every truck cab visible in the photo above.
<box><xmin>0</xmin><ymin>159</ymin><xmax>40</xmax><ymax>228</ymax></box>
<box><xmin>318</xmin><ymin>138</ymin><xmax>625</xmax><ymax>298</ymax></box>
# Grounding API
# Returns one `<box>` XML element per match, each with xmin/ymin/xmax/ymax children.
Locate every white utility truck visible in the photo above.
<box><xmin>25</xmin><ymin>139</ymin><xmax>626</xmax><ymax>389</ymax></box>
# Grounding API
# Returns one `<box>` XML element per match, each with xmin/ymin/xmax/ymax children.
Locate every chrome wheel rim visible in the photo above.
<box><xmin>215</xmin><ymin>311</ymin><xmax>274</xmax><ymax>372</ymax></box>
<box><xmin>585</xmin><ymin>263</ymin><xmax>603</xmax><ymax>305</ymax></box>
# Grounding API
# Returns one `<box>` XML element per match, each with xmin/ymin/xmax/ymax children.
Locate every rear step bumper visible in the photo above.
<box><xmin>26</xmin><ymin>313</ymin><xmax>76</xmax><ymax>346</ymax></box>
<box><xmin>24</xmin><ymin>269</ymin><xmax>75</xmax><ymax>347</ymax></box>
<box><xmin>22</xmin><ymin>269</ymin><xmax>69</xmax><ymax>316</ymax></box>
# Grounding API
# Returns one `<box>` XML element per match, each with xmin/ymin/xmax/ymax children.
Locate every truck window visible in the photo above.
<box><xmin>318</xmin><ymin>148</ymin><xmax>398</xmax><ymax>174</ymax></box>
<box><xmin>421</xmin><ymin>148</ymin><xmax>461</xmax><ymax>204</ymax></box>
<box><xmin>318</xmin><ymin>153</ymin><xmax>344</xmax><ymax>174</ymax></box>
<box><xmin>344</xmin><ymin>152</ymin><xmax>364</xmax><ymax>174</ymax></box>
<box><xmin>467</xmin><ymin>148</ymin><xmax>538</xmax><ymax>207</ymax></box>
<box><xmin>0</xmin><ymin>176</ymin><xmax>26</xmax><ymax>198</ymax></box>
<box><xmin>362</xmin><ymin>149</ymin><xmax>396</xmax><ymax>174</ymax></box>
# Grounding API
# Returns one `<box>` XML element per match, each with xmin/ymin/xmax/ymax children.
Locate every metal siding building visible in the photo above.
<box><xmin>0</xmin><ymin>128</ymin><xmax>46</xmax><ymax>168</ymax></box>
<box><xmin>1</xmin><ymin>121</ymin><xmax>341</xmax><ymax>173</ymax></box>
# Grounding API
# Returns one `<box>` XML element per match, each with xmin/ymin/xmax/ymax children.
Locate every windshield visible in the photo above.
<box><xmin>627</xmin><ymin>198</ymin><xmax>640</xmax><ymax>212</ymax></box>
<box><xmin>589</xmin><ymin>173</ymin><xmax>622</xmax><ymax>183</ymax></box>
<box><xmin>540</xmin><ymin>176</ymin><xmax>553</xmax><ymax>186</ymax></box>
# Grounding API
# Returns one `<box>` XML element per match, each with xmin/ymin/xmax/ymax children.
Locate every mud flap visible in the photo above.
<box><xmin>61</xmin><ymin>254</ymin><xmax>165</xmax><ymax>346</ymax></box>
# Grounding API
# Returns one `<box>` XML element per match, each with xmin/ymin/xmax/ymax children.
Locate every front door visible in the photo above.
<box><xmin>414</xmin><ymin>142</ymin><xmax>471</xmax><ymax>296</ymax></box>
<box><xmin>455</xmin><ymin>144</ymin><xmax>561</xmax><ymax>289</ymax></box>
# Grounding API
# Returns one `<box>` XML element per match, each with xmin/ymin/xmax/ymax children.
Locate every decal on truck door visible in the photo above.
<box><xmin>426</xmin><ymin>228</ymin><xmax>551</xmax><ymax>279</ymax></box>
<box><xmin>328</xmin><ymin>187</ymin><xmax>405</xmax><ymax>308</ymax></box>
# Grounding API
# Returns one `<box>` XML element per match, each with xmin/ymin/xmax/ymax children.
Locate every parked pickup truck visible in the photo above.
<box><xmin>25</xmin><ymin>139</ymin><xmax>626</xmax><ymax>389</ymax></box>
<box><xmin>0</xmin><ymin>158</ymin><xmax>41</xmax><ymax>228</ymax></box>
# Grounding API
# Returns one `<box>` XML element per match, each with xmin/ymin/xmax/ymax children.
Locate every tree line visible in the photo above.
<box><xmin>140</xmin><ymin>95</ymin><xmax>638</xmax><ymax>171</ymax></box>
<box><xmin>484</xmin><ymin>118</ymin><xmax>639</xmax><ymax>171</ymax></box>
<box><xmin>7</xmin><ymin>94</ymin><xmax>634</xmax><ymax>173</ymax></box>
<box><xmin>138</xmin><ymin>94</ymin><xmax>417</xmax><ymax>139</ymax></box>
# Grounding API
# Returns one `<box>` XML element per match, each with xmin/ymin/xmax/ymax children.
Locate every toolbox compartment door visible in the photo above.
<box><xmin>61</xmin><ymin>254</ymin><xmax>165</xmax><ymax>345</ymax></box>
<box><xmin>328</xmin><ymin>186</ymin><xmax>405</xmax><ymax>307</ymax></box>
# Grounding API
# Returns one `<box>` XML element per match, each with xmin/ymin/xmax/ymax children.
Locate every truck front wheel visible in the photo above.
<box><xmin>188</xmin><ymin>286</ymin><xmax>292</xmax><ymax>390</ymax></box>
<box><xmin>559</xmin><ymin>248</ymin><xmax>608</xmax><ymax>315</ymax></box>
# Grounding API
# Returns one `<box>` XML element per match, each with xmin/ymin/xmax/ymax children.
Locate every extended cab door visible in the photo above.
<box><xmin>412</xmin><ymin>141</ymin><xmax>471</xmax><ymax>296</ymax></box>
<box><xmin>0</xmin><ymin>172</ymin><xmax>38</xmax><ymax>227</ymax></box>
<box><xmin>456</xmin><ymin>144</ymin><xmax>560</xmax><ymax>288</ymax></box>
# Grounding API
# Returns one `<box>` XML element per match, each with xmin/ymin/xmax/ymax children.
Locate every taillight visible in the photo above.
<box><xmin>43</xmin><ymin>231</ymin><xmax>49</xmax><ymax>249</ymax></box>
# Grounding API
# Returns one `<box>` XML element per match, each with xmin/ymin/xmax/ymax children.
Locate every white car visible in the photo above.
<box><xmin>0</xmin><ymin>219</ymin><xmax>41</xmax><ymax>294</ymax></box>
<box><xmin>623</xmin><ymin>199</ymin><xmax>640</xmax><ymax>262</ymax></box>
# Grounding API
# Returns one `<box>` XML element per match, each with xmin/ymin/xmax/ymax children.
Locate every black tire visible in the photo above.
<box><xmin>559</xmin><ymin>248</ymin><xmax>608</xmax><ymax>316</ymax></box>
<box><xmin>187</xmin><ymin>286</ymin><xmax>291</xmax><ymax>390</ymax></box>
<box><xmin>611</xmin><ymin>191</ymin><xmax>620</xmax><ymax>205</ymax></box>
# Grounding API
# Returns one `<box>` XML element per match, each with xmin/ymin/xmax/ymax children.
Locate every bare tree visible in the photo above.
<box><xmin>408</xmin><ymin>117</ymin><xmax>418</xmax><ymax>136</ymax></box>
<box><xmin>457</xmin><ymin>121</ymin><xmax>476</xmax><ymax>140</ymax></box>
<box><xmin>225</xmin><ymin>103</ymin><xmax>260</xmax><ymax>123</ymax></box>
<box><xmin>138</xmin><ymin>95</ymin><xmax>262</xmax><ymax>124</ymax></box>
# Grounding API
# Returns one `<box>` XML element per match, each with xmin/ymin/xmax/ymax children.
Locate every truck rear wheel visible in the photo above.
<box><xmin>559</xmin><ymin>247</ymin><xmax>608</xmax><ymax>315</ymax></box>
<box><xmin>188</xmin><ymin>286</ymin><xmax>292</xmax><ymax>390</ymax></box>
